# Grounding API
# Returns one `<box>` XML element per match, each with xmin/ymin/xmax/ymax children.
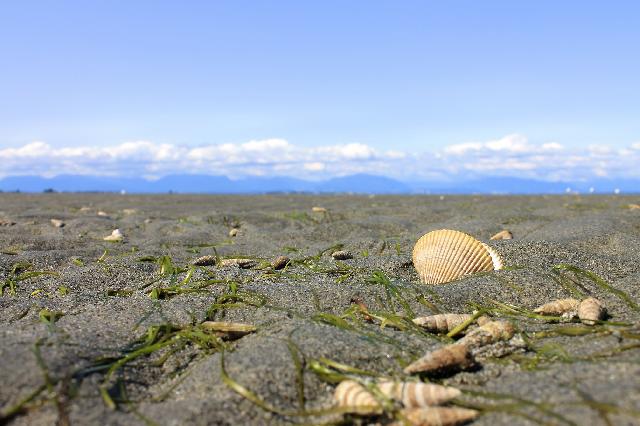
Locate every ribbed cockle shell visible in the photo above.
<box><xmin>412</xmin><ymin>230</ymin><xmax>503</xmax><ymax>285</ymax></box>
<box><xmin>377</xmin><ymin>381</ymin><xmax>461</xmax><ymax>407</ymax></box>
<box><xmin>397</xmin><ymin>406</ymin><xmax>480</xmax><ymax>426</ymax></box>
<box><xmin>578</xmin><ymin>297</ymin><xmax>606</xmax><ymax>325</ymax></box>
<box><xmin>333</xmin><ymin>380</ymin><xmax>382</xmax><ymax>415</ymax></box>
<box><xmin>404</xmin><ymin>344</ymin><xmax>475</xmax><ymax>375</ymax></box>
<box><xmin>533</xmin><ymin>298</ymin><xmax>580</xmax><ymax>316</ymax></box>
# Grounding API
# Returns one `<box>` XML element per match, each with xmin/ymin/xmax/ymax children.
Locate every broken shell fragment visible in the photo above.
<box><xmin>412</xmin><ymin>230</ymin><xmax>503</xmax><ymax>285</ymax></box>
<box><xmin>332</xmin><ymin>250</ymin><xmax>353</xmax><ymax>260</ymax></box>
<box><xmin>192</xmin><ymin>255</ymin><xmax>217</xmax><ymax>266</ymax></box>
<box><xmin>50</xmin><ymin>219</ymin><xmax>65</xmax><ymax>228</ymax></box>
<box><xmin>457</xmin><ymin>320</ymin><xmax>515</xmax><ymax>350</ymax></box>
<box><xmin>333</xmin><ymin>380</ymin><xmax>382</xmax><ymax>415</ymax></box>
<box><xmin>229</xmin><ymin>228</ymin><xmax>238</xmax><ymax>237</ymax></box>
<box><xmin>377</xmin><ymin>381</ymin><xmax>461</xmax><ymax>407</ymax></box>
<box><xmin>490</xmin><ymin>230</ymin><xmax>513</xmax><ymax>240</ymax></box>
<box><xmin>220</xmin><ymin>258</ymin><xmax>257</xmax><ymax>269</ymax></box>
<box><xmin>404</xmin><ymin>344</ymin><xmax>475</xmax><ymax>375</ymax></box>
<box><xmin>533</xmin><ymin>298</ymin><xmax>580</xmax><ymax>316</ymax></box>
<box><xmin>272</xmin><ymin>255</ymin><xmax>290</xmax><ymax>270</ymax></box>
<box><xmin>412</xmin><ymin>314</ymin><xmax>474</xmax><ymax>333</ymax></box>
<box><xmin>398</xmin><ymin>406</ymin><xmax>480</xmax><ymax>426</ymax></box>
<box><xmin>103</xmin><ymin>229</ymin><xmax>123</xmax><ymax>242</ymax></box>
<box><xmin>201</xmin><ymin>321</ymin><xmax>256</xmax><ymax>340</ymax></box>
<box><xmin>578</xmin><ymin>297</ymin><xmax>606</xmax><ymax>325</ymax></box>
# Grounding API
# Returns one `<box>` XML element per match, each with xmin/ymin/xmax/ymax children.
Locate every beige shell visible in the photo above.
<box><xmin>457</xmin><ymin>320</ymin><xmax>515</xmax><ymax>350</ymax></box>
<box><xmin>378</xmin><ymin>381</ymin><xmax>461</xmax><ymax>407</ymax></box>
<box><xmin>533</xmin><ymin>298</ymin><xmax>580</xmax><ymax>315</ymax></box>
<box><xmin>397</xmin><ymin>406</ymin><xmax>479</xmax><ymax>426</ymax></box>
<box><xmin>412</xmin><ymin>230</ymin><xmax>503</xmax><ymax>285</ymax></box>
<box><xmin>272</xmin><ymin>255</ymin><xmax>291</xmax><ymax>270</ymax></box>
<box><xmin>219</xmin><ymin>258</ymin><xmax>257</xmax><ymax>269</ymax></box>
<box><xmin>192</xmin><ymin>255</ymin><xmax>217</xmax><ymax>266</ymax></box>
<box><xmin>578</xmin><ymin>297</ymin><xmax>606</xmax><ymax>325</ymax></box>
<box><xmin>404</xmin><ymin>344</ymin><xmax>474</xmax><ymax>375</ymax></box>
<box><xmin>490</xmin><ymin>230</ymin><xmax>513</xmax><ymax>240</ymax></box>
<box><xmin>201</xmin><ymin>321</ymin><xmax>256</xmax><ymax>340</ymax></box>
<box><xmin>332</xmin><ymin>250</ymin><xmax>353</xmax><ymax>260</ymax></box>
<box><xmin>103</xmin><ymin>229</ymin><xmax>123</xmax><ymax>242</ymax></box>
<box><xmin>412</xmin><ymin>314</ymin><xmax>474</xmax><ymax>333</ymax></box>
<box><xmin>333</xmin><ymin>380</ymin><xmax>382</xmax><ymax>415</ymax></box>
<box><xmin>50</xmin><ymin>219</ymin><xmax>65</xmax><ymax>228</ymax></box>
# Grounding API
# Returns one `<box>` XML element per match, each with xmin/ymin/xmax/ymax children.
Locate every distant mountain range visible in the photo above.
<box><xmin>0</xmin><ymin>174</ymin><xmax>638</xmax><ymax>194</ymax></box>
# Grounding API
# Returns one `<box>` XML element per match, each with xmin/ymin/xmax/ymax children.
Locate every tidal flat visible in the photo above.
<box><xmin>1</xmin><ymin>193</ymin><xmax>639</xmax><ymax>425</ymax></box>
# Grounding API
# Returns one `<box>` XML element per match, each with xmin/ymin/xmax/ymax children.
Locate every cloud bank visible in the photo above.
<box><xmin>1</xmin><ymin>134</ymin><xmax>639</xmax><ymax>181</ymax></box>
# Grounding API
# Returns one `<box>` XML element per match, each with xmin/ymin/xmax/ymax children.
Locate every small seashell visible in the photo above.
<box><xmin>490</xmin><ymin>230</ymin><xmax>513</xmax><ymax>240</ymax></box>
<box><xmin>331</xmin><ymin>250</ymin><xmax>353</xmax><ymax>260</ymax></box>
<box><xmin>103</xmin><ymin>229</ymin><xmax>123</xmax><ymax>242</ymax></box>
<box><xmin>377</xmin><ymin>381</ymin><xmax>461</xmax><ymax>407</ymax></box>
<box><xmin>412</xmin><ymin>314</ymin><xmax>474</xmax><ymax>333</ymax></box>
<box><xmin>533</xmin><ymin>298</ymin><xmax>580</xmax><ymax>316</ymax></box>
<box><xmin>50</xmin><ymin>219</ymin><xmax>65</xmax><ymax>228</ymax></box>
<box><xmin>192</xmin><ymin>255</ymin><xmax>217</xmax><ymax>266</ymax></box>
<box><xmin>229</xmin><ymin>228</ymin><xmax>238</xmax><ymax>237</ymax></box>
<box><xmin>312</xmin><ymin>206</ymin><xmax>328</xmax><ymax>213</ymax></box>
<box><xmin>404</xmin><ymin>344</ymin><xmax>475</xmax><ymax>375</ymax></box>
<box><xmin>578</xmin><ymin>297</ymin><xmax>606</xmax><ymax>325</ymax></box>
<box><xmin>272</xmin><ymin>255</ymin><xmax>290</xmax><ymax>270</ymax></box>
<box><xmin>333</xmin><ymin>380</ymin><xmax>382</xmax><ymax>415</ymax></box>
<box><xmin>412</xmin><ymin>230</ymin><xmax>503</xmax><ymax>285</ymax></box>
<box><xmin>201</xmin><ymin>321</ymin><xmax>256</xmax><ymax>340</ymax></box>
<box><xmin>219</xmin><ymin>258</ymin><xmax>257</xmax><ymax>269</ymax></box>
<box><xmin>456</xmin><ymin>320</ymin><xmax>515</xmax><ymax>350</ymax></box>
<box><xmin>397</xmin><ymin>406</ymin><xmax>479</xmax><ymax>426</ymax></box>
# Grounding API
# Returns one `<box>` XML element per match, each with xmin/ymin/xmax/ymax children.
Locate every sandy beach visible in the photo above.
<box><xmin>1</xmin><ymin>193</ymin><xmax>639</xmax><ymax>425</ymax></box>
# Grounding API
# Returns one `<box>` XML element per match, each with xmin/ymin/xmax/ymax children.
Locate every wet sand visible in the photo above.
<box><xmin>1</xmin><ymin>194</ymin><xmax>639</xmax><ymax>425</ymax></box>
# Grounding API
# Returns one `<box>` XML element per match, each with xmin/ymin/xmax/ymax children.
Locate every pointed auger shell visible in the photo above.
<box><xmin>412</xmin><ymin>230</ymin><xmax>503</xmax><ymax>285</ymax></box>
<box><xmin>397</xmin><ymin>406</ymin><xmax>479</xmax><ymax>426</ymax></box>
<box><xmin>377</xmin><ymin>381</ymin><xmax>461</xmax><ymax>407</ymax></box>
<box><xmin>533</xmin><ymin>298</ymin><xmax>580</xmax><ymax>316</ymax></box>
<box><xmin>578</xmin><ymin>297</ymin><xmax>606</xmax><ymax>325</ymax></box>
<box><xmin>404</xmin><ymin>344</ymin><xmax>475</xmax><ymax>375</ymax></box>
<box><xmin>456</xmin><ymin>320</ymin><xmax>515</xmax><ymax>350</ymax></box>
<box><xmin>412</xmin><ymin>314</ymin><xmax>474</xmax><ymax>333</ymax></box>
<box><xmin>333</xmin><ymin>380</ymin><xmax>382</xmax><ymax>415</ymax></box>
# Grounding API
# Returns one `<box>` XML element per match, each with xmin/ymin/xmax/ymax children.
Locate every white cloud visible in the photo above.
<box><xmin>0</xmin><ymin>135</ymin><xmax>639</xmax><ymax>181</ymax></box>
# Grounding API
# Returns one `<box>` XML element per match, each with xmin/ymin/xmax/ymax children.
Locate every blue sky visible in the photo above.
<box><xmin>1</xmin><ymin>1</ymin><xmax>639</xmax><ymax>181</ymax></box>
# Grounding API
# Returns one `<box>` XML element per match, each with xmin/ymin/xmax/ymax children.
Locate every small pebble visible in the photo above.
<box><xmin>272</xmin><ymin>255</ymin><xmax>290</xmax><ymax>270</ymax></box>
<box><xmin>331</xmin><ymin>250</ymin><xmax>353</xmax><ymax>260</ymax></box>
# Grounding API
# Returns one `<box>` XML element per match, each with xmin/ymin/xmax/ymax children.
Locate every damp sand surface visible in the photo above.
<box><xmin>1</xmin><ymin>194</ymin><xmax>639</xmax><ymax>425</ymax></box>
